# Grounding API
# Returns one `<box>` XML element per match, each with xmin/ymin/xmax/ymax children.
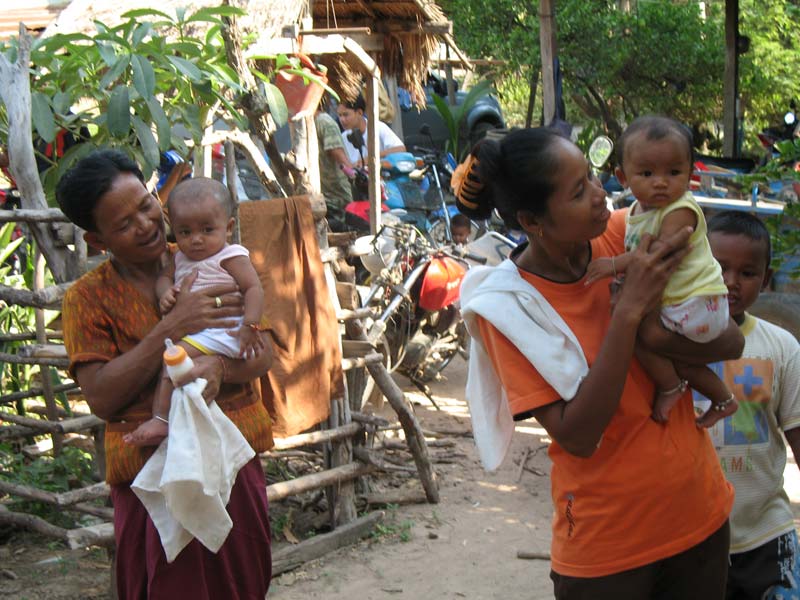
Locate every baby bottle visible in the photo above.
<box><xmin>163</xmin><ymin>339</ymin><xmax>194</xmax><ymax>386</ymax></box>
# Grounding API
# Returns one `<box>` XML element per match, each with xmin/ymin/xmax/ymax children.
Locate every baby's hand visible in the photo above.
<box><xmin>585</xmin><ymin>257</ymin><xmax>616</xmax><ymax>286</ymax></box>
<box><xmin>159</xmin><ymin>285</ymin><xmax>180</xmax><ymax>315</ymax></box>
<box><xmin>234</xmin><ymin>324</ymin><xmax>265</xmax><ymax>358</ymax></box>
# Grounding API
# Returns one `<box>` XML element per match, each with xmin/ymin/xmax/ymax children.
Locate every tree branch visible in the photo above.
<box><xmin>0</xmin><ymin>25</ymin><xmax>79</xmax><ymax>283</ymax></box>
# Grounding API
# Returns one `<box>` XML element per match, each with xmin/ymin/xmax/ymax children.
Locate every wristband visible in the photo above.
<box><xmin>154</xmin><ymin>414</ymin><xmax>169</xmax><ymax>425</ymax></box>
<box><xmin>246</xmin><ymin>322</ymin><xmax>267</xmax><ymax>332</ymax></box>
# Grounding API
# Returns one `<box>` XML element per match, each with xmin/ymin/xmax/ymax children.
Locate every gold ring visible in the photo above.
<box><xmin>214</xmin><ymin>296</ymin><xmax>222</xmax><ymax>308</ymax></box>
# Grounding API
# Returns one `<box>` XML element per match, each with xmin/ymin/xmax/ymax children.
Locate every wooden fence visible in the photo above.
<box><xmin>0</xmin><ymin>202</ymin><xmax>439</xmax><ymax>576</ymax></box>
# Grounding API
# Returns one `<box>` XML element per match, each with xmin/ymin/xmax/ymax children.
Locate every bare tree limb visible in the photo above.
<box><xmin>0</xmin><ymin>282</ymin><xmax>72</xmax><ymax>309</ymax></box>
<box><xmin>0</xmin><ymin>25</ymin><xmax>79</xmax><ymax>282</ymax></box>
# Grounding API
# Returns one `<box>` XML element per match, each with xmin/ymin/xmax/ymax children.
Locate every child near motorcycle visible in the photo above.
<box><xmin>450</xmin><ymin>213</ymin><xmax>472</xmax><ymax>245</ymax></box>
<box><xmin>586</xmin><ymin>115</ymin><xmax>737</xmax><ymax>426</ymax></box>
<box><xmin>123</xmin><ymin>177</ymin><xmax>267</xmax><ymax>446</ymax></box>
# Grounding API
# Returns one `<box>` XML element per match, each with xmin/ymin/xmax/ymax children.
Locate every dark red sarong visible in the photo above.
<box><xmin>111</xmin><ymin>457</ymin><xmax>271</xmax><ymax>599</ymax></box>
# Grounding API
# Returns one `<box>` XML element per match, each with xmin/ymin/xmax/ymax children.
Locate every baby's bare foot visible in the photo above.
<box><xmin>123</xmin><ymin>417</ymin><xmax>168</xmax><ymax>447</ymax></box>
<box><xmin>651</xmin><ymin>380</ymin><xmax>688</xmax><ymax>424</ymax></box>
<box><xmin>696</xmin><ymin>395</ymin><xmax>738</xmax><ymax>428</ymax></box>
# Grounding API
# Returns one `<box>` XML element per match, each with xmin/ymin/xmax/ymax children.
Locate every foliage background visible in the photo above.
<box><xmin>442</xmin><ymin>0</ymin><xmax>800</xmax><ymax>159</ymax></box>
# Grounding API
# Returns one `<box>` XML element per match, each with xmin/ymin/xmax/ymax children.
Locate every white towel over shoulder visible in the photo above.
<box><xmin>460</xmin><ymin>259</ymin><xmax>588</xmax><ymax>471</ymax></box>
<box><xmin>131</xmin><ymin>379</ymin><xmax>255</xmax><ymax>562</ymax></box>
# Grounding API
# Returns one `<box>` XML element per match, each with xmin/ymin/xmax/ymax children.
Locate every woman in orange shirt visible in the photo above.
<box><xmin>456</xmin><ymin>128</ymin><xmax>743</xmax><ymax>599</ymax></box>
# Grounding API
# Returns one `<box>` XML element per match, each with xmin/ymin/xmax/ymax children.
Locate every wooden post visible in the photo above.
<box><xmin>384</xmin><ymin>75</ymin><xmax>404</xmax><ymax>141</ymax></box>
<box><xmin>345</xmin><ymin>319</ymin><xmax>439</xmax><ymax>503</ymax></box>
<box><xmin>223</xmin><ymin>139</ymin><xmax>241</xmax><ymax>244</ymax></box>
<box><xmin>365</xmin><ymin>76</ymin><xmax>381</xmax><ymax>234</ymax></box>
<box><xmin>525</xmin><ymin>67</ymin><xmax>540</xmax><ymax>129</ymax></box>
<box><xmin>445</xmin><ymin>45</ymin><xmax>457</xmax><ymax>107</ymax></box>
<box><xmin>539</xmin><ymin>0</ymin><xmax>557</xmax><ymax>126</ymax></box>
<box><xmin>34</xmin><ymin>249</ymin><xmax>62</xmax><ymax>456</ymax></box>
<box><xmin>723</xmin><ymin>0</ymin><xmax>739</xmax><ymax>158</ymax></box>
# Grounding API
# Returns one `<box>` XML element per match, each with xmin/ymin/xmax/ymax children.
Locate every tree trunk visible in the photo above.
<box><xmin>0</xmin><ymin>26</ymin><xmax>80</xmax><ymax>283</ymax></box>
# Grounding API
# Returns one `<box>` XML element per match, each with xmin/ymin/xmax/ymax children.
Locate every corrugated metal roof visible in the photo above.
<box><xmin>0</xmin><ymin>1</ymin><xmax>70</xmax><ymax>41</ymax></box>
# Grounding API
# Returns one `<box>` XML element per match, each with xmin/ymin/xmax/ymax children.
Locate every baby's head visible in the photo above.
<box><xmin>707</xmin><ymin>210</ymin><xmax>772</xmax><ymax>322</ymax></box>
<box><xmin>167</xmin><ymin>177</ymin><xmax>234</xmax><ymax>261</ymax></box>
<box><xmin>450</xmin><ymin>213</ymin><xmax>472</xmax><ymax>245</ymax></box>
<box><xmin>615</xmin><ymin>115</ymin><xmax>694</xmax><ymax>210</ymax></box>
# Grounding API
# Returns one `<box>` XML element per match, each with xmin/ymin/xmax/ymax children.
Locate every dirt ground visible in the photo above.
<box><xmin>3</xmin><ymin>356</ymin><xmax>800</xmax><ymax>599</ymax></box>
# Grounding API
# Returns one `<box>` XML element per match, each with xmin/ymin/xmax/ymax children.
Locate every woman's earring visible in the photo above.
<box><xmin>538</xmin><ymin>227</ymin><xmax>543</xmax><ymax>238</ymax></box>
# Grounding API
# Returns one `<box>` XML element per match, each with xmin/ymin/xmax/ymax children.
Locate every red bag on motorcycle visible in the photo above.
<box><xmin>418</xmin><ymin>257</ymin><xmax>466</xmax><ymax>311</ymax></box>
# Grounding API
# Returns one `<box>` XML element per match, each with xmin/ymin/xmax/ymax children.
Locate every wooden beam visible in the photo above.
<box><xmin>271</xmin><ymin>422</ymin><xmax>362</xmax><ymax>451</ymax></box>
<box><xmin>0</xmin><ymin>282</ymin><xmax>72</xmax><ymax>309</ymax></box>
<box><xmin>0</xmin><ymin>208</ymin><xmax>69</xmax><ymax>223</ymax></box>
<box><xmin>271</xmin><ymin>510</ymin><xmax>384</xmax><ymax>575</ymax></box>
<box><xmin>266</xmin><ymin>462</ymin><xmax>375</xmax><ymax>502</ymax></box>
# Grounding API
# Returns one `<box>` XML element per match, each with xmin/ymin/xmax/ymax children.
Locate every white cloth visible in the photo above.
<box><xmin>460</xmin><ymin>259</ymin><xmax>589</xmax><ymax>471</ymax></box>
<box><xmin>693</xmin><ymin>314</ymin><xmax>800</xmax><ymax>553</ymax></box>
<box><xmin>341</xmin><ymin>119</ymin><xmax>404</xmax><ymax>165</ymax></box>
<box><xmin>131</xmin><ymin>378</ymin><xmax>255</xmax><ymax>562</ymax></box>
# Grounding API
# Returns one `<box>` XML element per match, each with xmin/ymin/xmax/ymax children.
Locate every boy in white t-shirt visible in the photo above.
<box><xmin>701</xmin><ymin>210</ymin><xmax>800</xmax><ymax>599</ymax></box>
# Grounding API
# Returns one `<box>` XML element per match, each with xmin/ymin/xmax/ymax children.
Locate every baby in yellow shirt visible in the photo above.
<box><xmin>587</xmin><ymin>115</ymin><xmax>737</xmax><ymax>426</ymax></box>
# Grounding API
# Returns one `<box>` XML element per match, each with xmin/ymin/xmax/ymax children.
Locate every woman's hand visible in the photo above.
<box><xmin>172</xmin><ymin>354</ymin><xmax>224</xmax><ymax>403</ymax></box>
<box><xmin>162</xmin><ymin>270</ymin><xmax>244</xmax><ymax>340</ymax></box>
<box><xmin>615</xmin><ymin>228</ymin><xmax>693</xmax><ymax>322</ymax></box>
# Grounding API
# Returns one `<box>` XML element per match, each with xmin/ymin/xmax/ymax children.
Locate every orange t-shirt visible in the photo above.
<box><xmin>477</xmin><ymin>209</ymin><xmax>733</xmax><ymax>578</ymax></box>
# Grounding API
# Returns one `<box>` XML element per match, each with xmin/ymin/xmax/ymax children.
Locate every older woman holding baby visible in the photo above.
<box><xmin>56</xmin><ymin>149</ymin><xmax>273</xmax><ymax>599</ymax></box>
<box><xmin>457</xmin><ymin>128</ymin><xmax>744</xmax><ymax>599</ymax></box>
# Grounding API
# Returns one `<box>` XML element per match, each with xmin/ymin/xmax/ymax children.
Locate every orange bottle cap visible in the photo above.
<box><xmin>163</xmin><ymin>343</ymin><xmax>187</xmax><ymax>366</ymax></box>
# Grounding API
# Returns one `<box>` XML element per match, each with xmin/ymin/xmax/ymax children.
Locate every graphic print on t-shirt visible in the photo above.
<box><xmin>692</xmin><ymin>358</ymin><xmax>773</xmax><ymax>448</ymax></box>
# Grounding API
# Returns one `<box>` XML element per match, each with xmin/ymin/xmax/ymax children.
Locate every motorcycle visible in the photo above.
<box><xmin>352</xmin><ymin>223</ymin><xmax>487</xmax><ymax>407</ymax></box>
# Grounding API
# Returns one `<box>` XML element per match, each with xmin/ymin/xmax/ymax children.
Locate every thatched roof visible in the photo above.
<box><xmin>312</xmin><ymin>0</ymin><xmax>468</xmax><ymax>104</ymax></box>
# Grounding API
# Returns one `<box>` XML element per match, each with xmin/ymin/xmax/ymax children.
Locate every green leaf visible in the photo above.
<box><xmin>95</xmin><ymin>41</ymin><xmax>117</xmax><ymax>66</ymax></box>
<box><xmin>120</xmin><ymin>8</ymin><xmax>173</xmax><ymax>21</ymax></box>
<box><xmin>132</xmin><ymin>23</ymin><xmax>152</xmax><ymax>47</ymax></box>
<box><xmin>131</xmin><ymin>54</ymin><xmax>156</xmax><ymax>98</ymax></box>
<box><xmin>186</xmin><ymin>6</ymin><xmax>246</xmax><ymax>23</ymax></box>
<box><xmin>146</xmin><ymin>98</ymin><xmax>171</xmax><ymax>152</ymax></box>
<box><xmin>167</xmin><ymin>55</ymin><xmax>202</xmax><ymax>81</ymax></box>
<box><xmin>31</xmin><ymin>92</ymin><xmax>56</xmax><ymax>144</ymax></box>
<box><xmin>52</xmin><ymin>91</ymin><xmax>71</xmax><ymax>115</ymax></box>
<box><xmin>107</xmin><ymin>85</ymin><xmax>131</xmax><ymax>137</ymax></box>
<box><xmin>170</xmin><ymin>133</ymin><xmax>189</xmax><ymax>157</ymax></box>
<box><xmin>55</xmin><ymin>142</ymin><xmax>95</xmax><ymax>182</ymax></box>
<box><xmin>0</xmin><ymin>236</ymin><xmax>24</xmax><ymax>265</ymax></box>
<box><xmin>99</xmin><ymin>54</ymin><xmax>131</xmax><ymax>89</ymax></box>
<box><xmin>132</xmin><ymin>116</ymin><xmax>159</xmax><ymax>169</ymax></box>
<box><xmin>431</xmin><ymin>93</ymin><xmax>456</xmax><ymax>152</ymax></box>
<box><xmin>263</xmin><ymin>81</ymin><xmax>288</xmax><ymax>128</ymax></box>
